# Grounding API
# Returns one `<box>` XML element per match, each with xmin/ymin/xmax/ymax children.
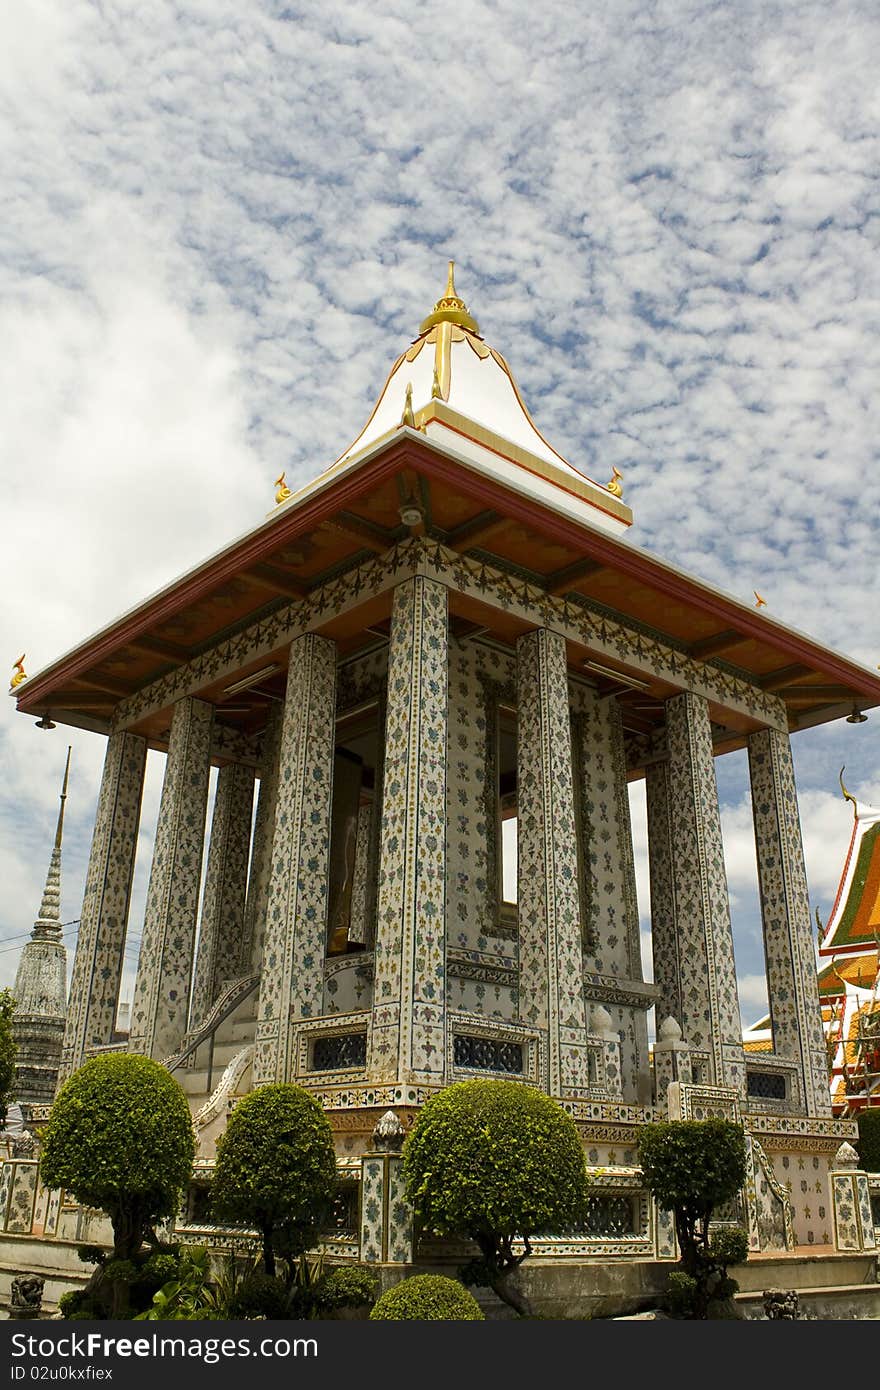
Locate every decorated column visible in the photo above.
<box><xmin>129</xmin><ymin>698</ymin><xmax>214</xmax><ymax>1061</ymax></box>
<box><xmin>748</xmin><ymin>727</ymin><xmax>831</xmax><ymax>1116</ymax></box>
<box><xmin>369</xmin><ymin>576</ymin><xmax>447</xmax><ymax>1085</ymax></box>
<box><xmin>664</xmin><ymin>691</ymin><xmax>745</xmax><ymax>1091</ymax></box>
<box><xmin>517</xmin><ymin>626</ymin><xmax>591</xmax><ymax>1095</ymax></box>
<box><xmin>59</xmin><ymin>731</ymin><xmax>146</xmax><ymax>1083</ymax></box>
<box><xmin>253</xmin><ymin>634</ymin><xmax>337</xmax><ymax>1086</ymax></box>
<box><xmin>242</xmin><ymin>702</ymin><xmax>283</xmax><ymax>974</ymax></box>
<box><xmin>645</xmin><ymin>759</ymin><xmax>684</xmax><ymax>1029</ymax></box>
<box><xmin>189</xmin><ymin>761</ymin><xmax>255</xmax><ymax>1027</ymax></box>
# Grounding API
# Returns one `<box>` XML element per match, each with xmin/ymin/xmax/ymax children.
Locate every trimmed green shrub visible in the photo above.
<box><xmin>211</xmin><ymin>1084</ymin><xmax>337</xmax><ymax>1280</ymax></box>
<box><xmin>370</xmin><ymin>1274</ymin><xmax>484</xmax><ymax>1321</ymax></box>
<box><xmin>40</xmin><ymin>1055</ymin><xmax>195</xmax><ymax>1267</ymax></box>
<box><xmin>638</xmin><ymin>1120</ymin><xmax>748</xmax><ymax>1319</ymax></box>
<box><xmin>312</xmin><ymin>1266</ymin><xmax>378</xmax><ymax>1316</ymax></box>
<box><xmin>403</xmin><ymin>1078</ymin><xmax>589</xmax><ymax>1315</ymax></box>
<box><xmin>58</xmin><ymin>1290</ymin><xmax>94</xmax><ymax>1319</ymax></box>
<box><xmin>857</xmin><ymin>1107</ymin><xmax>880</xmax><ymax>1172</ymax></box>
<box><xmin>0</xmin><ymin>990</ymin><xmax>17</xmax><ymax>1127</ymax></box>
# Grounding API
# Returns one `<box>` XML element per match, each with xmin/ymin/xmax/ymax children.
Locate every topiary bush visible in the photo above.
<box><xmin>857</xmin><ymin>1107</ymin><xmax>880</xmax><ymax>1172</ymax></box>
<box><xmin>403</xmin><ymin>1078</ymin><xmax>589</xmax><ymax>1316</ymax></box>
<box><xmin>40</xmin><ymin>1054</ymin><xmax>195</xmax><ymax>1315</ymax></box>
<box><xmin>211</xmin><ymin>1084</ymin><xmax>337</xmax><ymax>1281</ymax></box>
<box><xmin>370</xmin><ymin>1274</ymin><xmax>484</xmax><ymax>1321</ymax></box>
<box><xmin>311</xmin><ymin>1266</ymin><xmax>378</xmax><ymax>1317</ymax></box>
<box><xmin>638</xmin><ymin>1119</ymin><xmax>748</xmax><ymax>1319</ymax></box>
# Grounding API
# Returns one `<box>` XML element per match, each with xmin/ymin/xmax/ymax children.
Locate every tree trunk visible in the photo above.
<box><xmin>491</xmin><ymin>1270</ymin><xmax>532</xmax><ymax>1317</ymax></box>
<box><xmin>261</xmin><ymin>1226</ymin><xmax>275</xmax><ymax>1278</ymax></box>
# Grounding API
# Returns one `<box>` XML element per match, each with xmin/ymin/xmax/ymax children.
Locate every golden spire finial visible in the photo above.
<box><xmin>274</xmin><ymin>471</ymin><xmax>292</xmax><ymax>506</ymax></box>
<box><xmin>419</xmin><ymin>261</ymin><xmax>479</xmax><ymax>334</ymax></box>
<box><xmin>606</xmin><ymin>466</ymin><xmax>623</xmax><ymax>498</ymax></box>
<box><xmin>754</xmin><ymin>590</ymin><xmax>767</xmax><ymax>608</ymax></box>
<box><xmin>10</xmin><ymin>653</ymin><xmax>27</xmax><ymax>690</ymax></box>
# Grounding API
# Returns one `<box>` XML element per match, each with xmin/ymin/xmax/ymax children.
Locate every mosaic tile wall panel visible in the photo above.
<box><xmin>323</xmin><ymin>954</ymin><xmax>374</xmax><ymax>1014</ymax></box>
<box><xmin>386</xmin><ymin>1156</ymin><xmax>414</xmax><ymax>1263</ymax></box>
<box><xmin>856</xmin><ymin>1172</ymin><xmax>876</xmax><ymax>1250</ymax></box>
<box><xmin>666</xmin><ymin>693</ymin><xmax>744</xmax><ymax>1091</ymax></box>
<box><xmin>241</xmin><ymin>702</ymin><xmax>283</xmax><ymax>973</ymax></box>
<box><xmin>189</xmin><ymin>762</ymin><xmax>255</xmax><ymax>1027</ymax></box>
<box><xmin>517</xmin><ymin>628</ymin><xmax>590</xmax><ymax>1095</ymax></box>
<box><xmin>129</xmin><ymin>698</ymin><xmax>214</xmax><ymax>1061</ymax></box>
<box><xmin>369</xmin><ymin>577</ymin><xmax>448</xmax><ymax>1084</ymax></box>
<box><xmin>748</xmin><ymin>729</ymin><xmax>830</xmax><ymax>1117</ymax></box>
<box><xmin>254</xmin><ymin>635</ymin><xmax>337</xmax><ymax>1085</ymax></box>
<box><xmin>360</xmin><ymin>1156</ymin><xmax>384</xmax><ymax>1263</ymax></box>
<box><xmin>6</xmin><ymin>1163</ymin><xmax>38</xmax><ymax>1235</ymax></box>
<box><xmin>768</xmin><ymin>1150</ymin><xmax>832</xmax><ymax>1246</ymax></box>
<box><xmin>59</xmin><ymin>731</ymin><xmax>147</xmax><ymax>1081</ymax></box>
<box><xmin>570</xmin><ymin>688</ymin><xmax>641</xmax><ymax>981</ymax></box>
<box><xmin>644</xmin><ymin>761</ymin><xmax>682</xmax><ymax>1031</ymax></box>
<box><xmin>115</xmin><ymin>537</ymin><xmax>787</xmax><ymax>741</ymax></box>
<box><xmin>832</xmin><ymin>1173</ymin><xmax>861</xmax><ymax>1251</ymax></box>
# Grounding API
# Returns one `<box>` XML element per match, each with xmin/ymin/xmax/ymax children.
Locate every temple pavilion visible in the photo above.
<box><xmin>6</xmin><ymin>265</ymin><xmax>880</xmax><ymax>1274</ymax></box>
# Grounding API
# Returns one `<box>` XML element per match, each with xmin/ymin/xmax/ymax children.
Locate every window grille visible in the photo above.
<box><xmin>453</xmin><ymin>1035</ymin><xmax>524</xmax><ymax>1074</ymax></box>
<box><xmin>312</xmin><ymin>1032</ymin><xmax>367</xmax><ymax>1071</ymax></box>
<box><xmin>746</xmin><ymin>1070</ymin><xmax>786</xmax><ymax>1100</ymax></box>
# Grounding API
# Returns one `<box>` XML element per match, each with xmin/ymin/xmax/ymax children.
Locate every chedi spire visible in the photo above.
<box><xmin>12</xmin><ymin>747</ymin><xmax>72</xmax><ymax>1105</ymax></box>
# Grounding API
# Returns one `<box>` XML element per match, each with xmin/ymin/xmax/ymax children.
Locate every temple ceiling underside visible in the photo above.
<box><xmin>14</xmin><ymin>435</ymin><xmax>880</xmax><ymax>773</ymax></box>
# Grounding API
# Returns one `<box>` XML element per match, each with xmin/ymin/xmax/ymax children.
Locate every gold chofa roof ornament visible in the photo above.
<box><xmin>10</xmin><ymin>654</ymin><xmax>27</xmax><ymax>690</ymax></box>
<box><xmin>419</xmin><ymin>261</ymin><xmax>479</xmax><ymax>334</ymax></box>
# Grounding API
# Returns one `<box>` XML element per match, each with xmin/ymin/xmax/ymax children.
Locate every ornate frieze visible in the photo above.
<box><xmin>369</xmin><ymin>577</ymin><xmax>448</xmax><ymax>1084</ymax></box>
<box><xmin>129</xmin><ymin>699</ymin><xmax>214</xmax><ymax>1060</ymax></box>
<box><xmin>113</xmin><ymin>538</ymin><xmax>786</xmax><ymax>739</ymax></box>
<box><xmin>517</xmin><ymin>627</ymin><xmax>591</xmax><ymax>1095</ymax></box>
<box><xmin>59</xmin><ymin>731</ymin><xmax>147</xmax><ymax>1083</ymax></box>
<box><xmin>253</xmin><ymin>634</ymin><xmax>337</xmax><ymax>1085</ymax></box>
<box><xmin>748</xmin><ymin>728</ymin><xmax>831</xmax><ymax>1118</ymax></box>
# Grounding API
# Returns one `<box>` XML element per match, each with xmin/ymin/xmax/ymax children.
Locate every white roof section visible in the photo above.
<box><xmin>326</xmin><ymin>263</ymin><xmax>630</xmax><ymax>537</ymax></box>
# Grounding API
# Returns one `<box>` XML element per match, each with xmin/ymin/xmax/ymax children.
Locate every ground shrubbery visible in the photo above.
<box><xmin>370</xmin><ymin>1274</ymin><xmax>484</xmax><ymax>1321</ymax></box>
<box><xmin>638</xmin><ymin>1119</ymin><xmax>749</xmax><ymax>1319</ymax></box>
<box><xmin>403</xmin><ymin>1078</ymin><xmax>589</xmax><ymax>1315</ymax></box>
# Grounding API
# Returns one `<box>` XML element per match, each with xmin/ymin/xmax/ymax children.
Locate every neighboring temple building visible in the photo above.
<box><xmin>5</xmin><ymin>266</ymin><xmax>880</xmax><ymax>1283</ymax></box>
<box><xmin>11</xmin><ymin>750</ymin><xmax>71</xmax><ymax>1105</ymax></box>
<box><xmin>744</xmin><ymin>779</ymin><xmax>880</xmax><ymax>1115</ymax></box>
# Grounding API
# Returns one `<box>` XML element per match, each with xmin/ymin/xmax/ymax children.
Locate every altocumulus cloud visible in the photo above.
<box><xmin>2</xmin><ymin>1</ymin><xmax>879</xmax><ymax>1023</ymax></box>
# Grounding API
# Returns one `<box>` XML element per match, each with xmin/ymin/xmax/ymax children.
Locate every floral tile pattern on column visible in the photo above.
<box><xmin>129</xmin><ymin>698</ymin><xmax>214</xmax><ymax>1061</ymax></box>
<box><xmin>59</xmin><ymin>730</ymin><xmax>146</xmax><ymax>1082</ymax></box>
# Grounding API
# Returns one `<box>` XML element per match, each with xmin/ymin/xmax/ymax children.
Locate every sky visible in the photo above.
<box><xmin>2</xmin><ymin>0</ymin><xmax>880</xmax><ymax>1032</ymax></box>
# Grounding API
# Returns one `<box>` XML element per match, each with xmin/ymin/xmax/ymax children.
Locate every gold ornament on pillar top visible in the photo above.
<box><xmin>400</xmin><ymin>382</ymin><xmax>416</xmax><ymax>429</ymax></box>
<box><xmin>9</xmin><ymin>654</ymin><xmax>27</xmax><ymax>690</ymax></box>
<box><xmin>606</xmin><ymin>466</ymin><xmax>623</xmax><ymax>498</ymax></box>
<box><xmin>274</xmin><ymin>472</ymin><xmax>292</xmax><ymax>505</ymax></box>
